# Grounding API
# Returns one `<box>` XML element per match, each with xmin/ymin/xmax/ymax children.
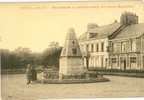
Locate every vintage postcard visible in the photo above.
<box><xmin>0</xmin><ymin>0</ymin><xmax>144</xmax><ymax>100</ymax></box>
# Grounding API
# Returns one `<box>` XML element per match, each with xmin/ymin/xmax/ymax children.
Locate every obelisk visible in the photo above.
<box><xmin>59</xmin><ymin>28</ymin><xmax>85</xmax><ymax>79</ymax></box>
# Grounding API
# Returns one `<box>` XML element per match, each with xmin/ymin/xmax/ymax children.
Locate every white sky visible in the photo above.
<box><xmin>0</xmin><ymin>1</ymin><xmax>144</xmax><ymax>52</ymax></box>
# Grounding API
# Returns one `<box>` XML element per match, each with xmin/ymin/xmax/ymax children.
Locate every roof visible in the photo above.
<box><xmin>113</xmin><ymin>23</ymin><xmax>144</xmax><ymax>39</ymax></box>
<box><xmin>79</xmin><ymin>22</ymin><xmax>144</xmax><ymax>41</ymax></box>
<box><xmin>61</xmin><ymin>28</ymin><xmax>82</xmax><ymax>57</ymax></box>
<box><xmin>79</xmin><ymin>32</ymin><xmax>87</xmax><ymax>41</ymax></box>
<box><xmin>79</xmin><ymin>22</ymin><xmax>121</xmax><ymax>41</ymax></box>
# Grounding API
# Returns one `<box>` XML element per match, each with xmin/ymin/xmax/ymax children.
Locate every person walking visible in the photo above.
<box><xmin>26</xmin><ymin>64</ymin><xmax>32</xmax><ymax>85</ymax></box>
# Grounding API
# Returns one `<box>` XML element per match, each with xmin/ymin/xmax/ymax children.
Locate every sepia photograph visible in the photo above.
<box><xmin>0</xmin><ymin>0</ymin><xmax>144</xmax><ymax>100</ymax></box>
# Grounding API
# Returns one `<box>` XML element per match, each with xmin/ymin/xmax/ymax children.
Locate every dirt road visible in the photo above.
<box><xmin>1</xmin><ymin>74</ymin><xmax>144</xmax><ymax>100</ymax></box>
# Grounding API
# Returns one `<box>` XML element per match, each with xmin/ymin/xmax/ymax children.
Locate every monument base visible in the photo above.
<box><xmin>40</xmin><ymin>77</ymin><xmax>110</xmax><ymax>84</ymax></box>
<box><xmin>39</xmin><ymin>68</ymin><xmax>110</xmax><ymax>84</ymax></box>
<box><xmin>59</xmin><ymin>57</ymin><xmax>86</xmax><ymax>79</ymax></box>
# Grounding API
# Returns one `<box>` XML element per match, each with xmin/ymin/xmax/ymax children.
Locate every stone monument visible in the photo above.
<box><xmin>59</xmin><ymin>28</ymin><xmax>86</xmax><ymax>79</ymax></box>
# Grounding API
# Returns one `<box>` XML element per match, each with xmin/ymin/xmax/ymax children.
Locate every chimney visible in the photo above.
<box><xmin>120</xmin><ymin>12</ymin><xmax>138</xmax><ymax>25</ymax></box>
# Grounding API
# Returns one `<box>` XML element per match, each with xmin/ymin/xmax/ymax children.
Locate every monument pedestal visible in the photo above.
<box><xmin>59</xmin><ymin>57</ymin><xmax>86</xmax><ymax>79</ymax></box>
<box><xmin>59</xmin><ymin>28</ymin><xmax>86</xmax><ymax>80</ymax></box>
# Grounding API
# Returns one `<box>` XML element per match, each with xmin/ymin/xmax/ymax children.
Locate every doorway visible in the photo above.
<box><xmin>120</xmin><ymin>57</ymin><xmax>127</xmax><ymax>70</ymax></box>
<box><xmin>143</xmin><ymin>56</ymin><xmax>144</xmax><ymax>68</ymax></box>
<box><xmin>123</xmin><ymin>59</ymin><xmax>126</xmax><ymax>70</ymax></box>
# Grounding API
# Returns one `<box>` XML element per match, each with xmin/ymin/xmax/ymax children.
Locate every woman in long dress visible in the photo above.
<box><xmin>26</xmin><ymin>64</ymin><xmax>32</xmax><ymax>85</ymax></box>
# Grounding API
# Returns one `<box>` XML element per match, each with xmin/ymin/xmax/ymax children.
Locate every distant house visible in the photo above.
<box><xmin>79</xmin><ymin>12</ymin><xmax>144</xmax><ymax>70</ymax></box>
<box><xmin>79</xmin><ymin>21</ymin><xmax>122</xmax><ymax>69</ymax></box>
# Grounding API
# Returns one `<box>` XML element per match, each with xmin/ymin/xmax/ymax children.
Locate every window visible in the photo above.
<box><xmin>89</xmin><ymin>33</ymin><xmax>97</xmax><ymax>38</ymax></box>
<box><xmin>111</xmin><ymin>58</ymin><xmax>117</xmax><ymax>63</ymax></box>
<box><xmin>130</xmin><ymin>57</ymin><xmax>136</xmax><ymax>63</ymax></box>
<box><xmin>113</xmin><ymin>43</ymin><xmax>121</xmax><ymax>53</ymax></box>
<box><xmin>143</xmin><ymin>56</ymin><xmax>144</xmax><ymax>68</ymax></box>
<box><xmin>106</xmin><ymin>46</ymin><xmax>109</xmax><ymax>52</ymax></box>
<box><xmin>72</xmin><ymin>41</ymin><xmax>75</xmax><ymax>45</ymax></box>
<box><xmin>86</xmin><ymin>44</ymin><xmax>89</xmax><ymax>52</ymax></box>
<box><xmin>96</xmin><ymin>43</ymin><xmax>99</xmax><ymax>52</ymax></box>
<box><xmin>91</xmin><ymin>44</ymin><xmax>94</xmax><ymax>52</ymax></box>
<box><xmin>111</xmin><ymin>42</ymin><xmax>114</xmax><ymax>52</ymax></box>
<box><xmin>130</xmin><ymin>39</ymin><xmax>132</xmax><ymax>51</ymax></box>
<box><xmin>121</xmin><ymin>42</ymin><xmax>126</xmax><ymax>52</ymax></box>
<box><xmin>101</xmin><ymin>56</ymin><xmax>104</xmax><ymax>67</ymax></box>
<box><xmin>131</xmin><ymin>39</ymin><xmax>136</xmax><ymax>52</ymax></box>
<box><xmin>101</xmin><ymin>42</ymin><xmax>104</xmax><ymax>52</ymax></box>
<box><xmin>72</xmin><ymin>48</ymin><xmax>77</xmax><ymax>55</ymax></box>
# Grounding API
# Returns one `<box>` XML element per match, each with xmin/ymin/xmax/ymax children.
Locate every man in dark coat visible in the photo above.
<box><xmin>31</xmin><ymin>66</ymin><xmax>37</xmax><ymax>81</ymax></box>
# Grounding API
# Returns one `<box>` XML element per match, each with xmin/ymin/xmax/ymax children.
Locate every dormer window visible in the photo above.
<box><xmin>87</xmin><ymin>23</ymin><xmax>98</xmax><ymax>29</ymax></box>
<box><xmin>89</xmin><ymin>33</ymin><xmax>97</xmax><ymax>38</ymax></box>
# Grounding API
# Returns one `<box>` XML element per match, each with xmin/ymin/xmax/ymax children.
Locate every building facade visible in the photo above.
<box><xmin>79</xmin><ymin>22</ymin><xmax>122</xmax><ymax>69</ymax></box>
<box><xmin>109</xmin><ymin>12</ymin><xmax>144</xmax><ymax>70</ymax></box>
<box><xmin>79</xmin><ymin>12</ymin><xmax>144</xmax><ymax>71</ymax></box>
<box><xmin>109</xmin><ymin>34</ymin><xmax>144</xmax><ymax>70</ymax></box>
<box><xmin>80</xmin><ymin>36</ymin><xmax>109</xmax><ymax>69</ymax></box>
